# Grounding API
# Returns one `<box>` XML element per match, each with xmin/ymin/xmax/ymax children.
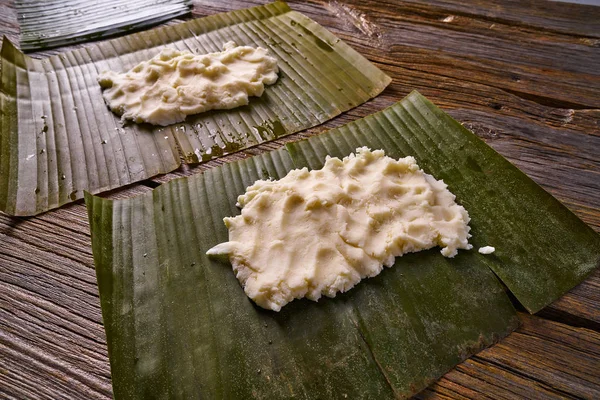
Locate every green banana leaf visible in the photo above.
<box><xmin>16</xmin><ymin>0</ymin><xmax>193</xmax><ymax>52</ymax></box>
<box><xmin>0</xmin><ymin>2</ymin><xmax>391</xmax><ymax>216</ymax></box>
<box><xmin>87</xmin><ymin>92</ymin><xmax>589</xmax><ymax>399</ymax></box>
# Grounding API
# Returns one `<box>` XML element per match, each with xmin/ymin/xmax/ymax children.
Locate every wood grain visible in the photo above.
<box><xmin>416</xmin><ymin>313</ymin><xmax>600</xmax><ymax>400</ymax></box>
<box><xmin>1</xmin><ymin>0</ymin><xmax>599</xmax><ymax>399</ymax></box>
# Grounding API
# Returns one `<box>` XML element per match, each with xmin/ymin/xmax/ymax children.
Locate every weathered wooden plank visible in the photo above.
<box><xmin>0</xmin><ymin>2</ymin><xmax>18</xmax><ymax>44</ymax></box>
<box><xmin>0</xmin><ymin>284</ymin><xmax>111</xmax><ymax>400</ymax></box>
<box><xmin>294</xmin><ymin>1</ymin><xmax>600</xmax><ymax>109</ymax></box>
<box><xmin>416</xmin><ymin>313</ymin><xmax>600</xmax><ymax>400</ymax></box>
<box><xmin>193</xmin><ymin>0</ymin><xmax>600</xmax><ymax>40</ymax></box>
<box><xmin>0</xmin><ymin>209</ymin><xmax>111</xmax><ymax>399</ymax></box>
<box><xmin>384</xmin><ymin>0</ymin><xmax>600</xmax><ymax>38</ymax></box>
<box><xmin>0</xmin><ymin>183</ymin><xmax>155</xmax><ymax>400</ymax></box>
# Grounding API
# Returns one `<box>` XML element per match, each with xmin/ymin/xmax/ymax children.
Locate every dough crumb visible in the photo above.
<box><xmin>478</xmin><ymin>246</ymin><xmax>495</xmax><ymax>255</ymax></box>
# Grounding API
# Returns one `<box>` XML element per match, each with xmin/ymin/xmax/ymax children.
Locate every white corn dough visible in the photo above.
<box><xmin>478</xmin><ymin>246</ymin><xmax>495</xmax><ymax>254</ymax></box>
<box><xmin>97</xmin><ymin>41</ymin><xmax>279</xmax><ymax>126</ymax></box>
<box><xmin>207</xmin><ymin>147</ymin><xmax>473</xmax><ymax>311</ymax></box>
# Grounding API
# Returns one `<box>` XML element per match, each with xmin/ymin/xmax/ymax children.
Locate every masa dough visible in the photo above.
<box><xmin>207</xmin><ymin>147</ymin><xmax>472</xmax><ymax>311</ymax></box>
<box><xmin>98</xmin><ymin>41</ymin><xmax>278</xmax><ymax>126</ymax></box>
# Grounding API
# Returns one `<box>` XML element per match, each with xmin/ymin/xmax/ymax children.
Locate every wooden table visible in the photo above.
<box><xmin>1</xmin><ymin>1</ymin><xmax>599</xmax><ymax>398</ymax></box>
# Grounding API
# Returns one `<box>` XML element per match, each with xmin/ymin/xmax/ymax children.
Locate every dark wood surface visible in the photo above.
<box><xmin>1</xmin><ymin>0</ymin><xmax>599</xmax><ymax>398</ymax></box>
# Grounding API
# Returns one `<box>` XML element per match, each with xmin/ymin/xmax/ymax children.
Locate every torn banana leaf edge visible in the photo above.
<box><xmin>87</xmin><ymin>91</ymin><xmax>599</xmax><ymax>398</ymax></box>
<box><xmin>0</xmin><ymin>1</ymin><xmax>391</xmax><ymax>216</ymax></box>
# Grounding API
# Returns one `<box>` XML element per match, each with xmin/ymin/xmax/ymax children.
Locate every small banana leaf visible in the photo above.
<box><xmin>87</xmin><ymin>92</ymin><xmax>561</xmax><ymax>399</ymax></box>
<box><xmin>16</xmin><ymin>0</ymin><xmax>193</xmax><ymax>52</ymax></box>
<box><xmin>0</xmin><ymin>2</ymin><xmax>391</xmax><ymax>216</ymax></box>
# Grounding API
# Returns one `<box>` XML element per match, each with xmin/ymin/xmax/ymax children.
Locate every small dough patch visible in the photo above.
<box><xmin>98</xmin><ymin>41</ymin><xmax>278</xmax><ymax>126</ymax></box>
<box><xmin>478</xmin><ymin>246</ymin><xmax>495</xmax><ymax>255</ymax></box>
<box><xmin>207</xmin><ymin>147</ymin><xmax>473</xmax><ymax>311</ymax></box>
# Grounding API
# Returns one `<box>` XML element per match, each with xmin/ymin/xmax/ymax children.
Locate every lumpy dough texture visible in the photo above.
<box><xmin>97</xmin><ymin>41</ymin><xmax>279</xmax><ymax>126</ymax></box>
<box><xmin>207</xmin><ymin>147</ymin><xmax>473</xmax><ymax>311</ymax></box>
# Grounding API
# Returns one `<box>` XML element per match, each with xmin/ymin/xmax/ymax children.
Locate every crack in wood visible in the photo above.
<box><xmin>537</xmin><ymin>307</ymin><xmax>600</xmax><ymax>333</ymax></box>
<box><xmin>472</xmin><ymin>356</ymin><xmax>585</xmax><ymax>400</ymax></box>
<box><xmin>499</xmin><ymin>87</ymin><xmax>595</xmax><ymax>111</ymax></box>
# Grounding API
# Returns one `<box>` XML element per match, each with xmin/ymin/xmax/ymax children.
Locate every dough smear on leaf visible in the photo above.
<box><xmin>98</xmin><ymin>41</ymin><xmax>279</xmax><ymax>126</ymax></box>
<box><xmin>208</xmin><ymin>147</ymin><xmax>472</xmax><ymax>311</ymax></box>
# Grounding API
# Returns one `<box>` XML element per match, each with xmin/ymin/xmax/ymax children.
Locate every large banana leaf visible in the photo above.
<box><xmin>16</xmin><ymin>0</ymin><xmax>193</xmax><ymax>52</ymax></box>
<box><xmin>87</xmin><ymin>92</ymin><xmax>570</xmax><ymax>399</ymax></box>
<box><xmin>0</xmin><ymin>2</ymin><xmax>391</xmax><ymax>216</ymax></box>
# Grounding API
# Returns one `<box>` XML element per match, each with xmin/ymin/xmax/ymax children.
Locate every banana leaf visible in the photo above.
<box><xmin>16</xmin><ymin>0</ymin><xmax>193</xmax><ymax>52</ymax></box>
<box><xmin>87</xmin><ymin>92</ymin><xmax>563</xmax><ymax>399</ymax></box>
<box><xmin>0</xmin><ymin>2</ymin><xmax>391</xmax><ymax>216</ymax></box>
